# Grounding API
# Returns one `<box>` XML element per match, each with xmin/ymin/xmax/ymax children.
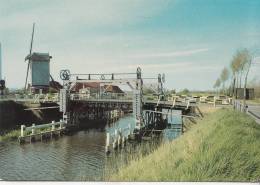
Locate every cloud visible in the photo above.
<box><xmin>126</xmin><ymin>61</ymin><xmax>219</xmax><ymax>72</ymax></box>
<box><xmin>129</xmin><ymin>48</ymin><xmax>209</xmax><ymax>59</ymax></box>
<box><xmin>0</xmin><ymin>0</ymin><xmax>173</xmax><ymax>33</ymax></box>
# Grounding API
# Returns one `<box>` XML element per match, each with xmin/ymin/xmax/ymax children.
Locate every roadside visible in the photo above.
<box><xmin>233</xmin><ymin>99</ymin><xmax>260</xmax><ymax>124</ymax></box>
<box><xmin>108</xmin><ymin>108</ymin><xmax>260</xmax><ymax>181</ymax></box>
<box><xmin>247</xmin><ymin>104</ymin><xmax>260</xmax><ymax>124</ymax></box>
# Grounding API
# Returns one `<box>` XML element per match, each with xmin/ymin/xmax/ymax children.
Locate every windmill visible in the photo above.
<box><xmin>24</xmin><ymin>23</ymin><xmax>35</xmax><ymax>92</ymax></box>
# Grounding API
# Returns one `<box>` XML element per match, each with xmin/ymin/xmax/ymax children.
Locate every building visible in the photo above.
<box><xmin>70</xmin><ymin>82</ymin><xmax>125</xmax><ymax>98</ymax></box>
<box><xmin>235</xmin><ymin>88</ymin><xmax>254</xmax><ymax>100</ymax></box>
<box><xmin>25</xmin><ymin>52</ymin><xmax>52</xmax><ymax>93</ymax></box>
<box><xmin>101</xmin><ymin>84</ymin><xmax>125</xmax><ymax>99</ymax></box>
<box><xmin>71</xmin><ymin>82</ymin><xmax>100</xmax><ymax>94</ymax></box>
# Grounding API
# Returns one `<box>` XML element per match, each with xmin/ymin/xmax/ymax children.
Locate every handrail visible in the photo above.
<box><xmin>25</xmin><ymin>121</ymin><xmax>64</xmax><ymax>131</ymax></box>
<box><xmin>144</xmin><ymin>110</ymin><xmax>196</xmax><ymax>118</ymax></box>
<box><xmin>20</xmin><ymin>120</ymin><xmax>65</xmax><ymax>137</ymax></box>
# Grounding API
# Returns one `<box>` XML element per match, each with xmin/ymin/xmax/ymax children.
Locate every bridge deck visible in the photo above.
<box><xmin>70</xmin><ymin>99</ymin><xmax>197</xmax><ymax>108</ymax></box>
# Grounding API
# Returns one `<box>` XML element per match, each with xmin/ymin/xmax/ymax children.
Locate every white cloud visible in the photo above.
<box><xmin>129</xmin><ymin>48</ymin><xmax>209</xmax><ymax>59</ymax></box>
<box><xmin>0</xmin><ymin>0</ymin><xmax>173</xmax><ymax>33</ymax></box>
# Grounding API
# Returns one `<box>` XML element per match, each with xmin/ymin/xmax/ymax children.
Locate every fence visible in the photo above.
<box><xmin>105</xmin><ymin>124</ymin><xmax>134</xmax><ymax>154</ymax></box>
<box><xmin>233</xmin><ymin>100</ymin><xmax>248</xmax><ymax>113</ymax></box>
<box><xmin>19</xmin><ymin>120</ymin><xmax>66</xmax><ymax>144</ymax></box>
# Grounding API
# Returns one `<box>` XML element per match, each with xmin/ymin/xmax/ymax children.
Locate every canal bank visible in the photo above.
<box><xmin>108</xmin><ymin>108</ymin><xmax>260</xmax><ymax>181</ymax></box>
<box><xmin>0</xmin><ymin>100</ymin><xmax>61</xmax><ymax>134</ymax></box>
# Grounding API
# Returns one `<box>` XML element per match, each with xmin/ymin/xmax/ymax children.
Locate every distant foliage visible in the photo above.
<box><xmin>178</xmin><ymin>88</ymin><xmax>190</xmax><ymax>95</ymax></box>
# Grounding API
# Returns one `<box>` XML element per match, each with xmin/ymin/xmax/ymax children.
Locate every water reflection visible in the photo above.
<box><xmin>0</xmin><ymin>111</ymin><xmax>182</xmax><ymax>181</ymax></box>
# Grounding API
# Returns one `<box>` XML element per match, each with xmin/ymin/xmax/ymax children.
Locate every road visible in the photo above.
<box><xmin>247</xmin><ymin>104</ymin><xmax>260</xmax><ymax>124</ymax></box>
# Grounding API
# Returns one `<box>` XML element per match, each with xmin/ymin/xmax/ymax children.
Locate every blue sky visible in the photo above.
<box><xmin>0</xmin><ymin>0</ymin><xmax>260</xmax><ymax>90</ymax></box>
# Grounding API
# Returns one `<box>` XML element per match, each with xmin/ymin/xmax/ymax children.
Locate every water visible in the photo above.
<box><xmin>0</xmin><ymin>112</ymin><xmax>182</xmax><ymax>181</ymax></box>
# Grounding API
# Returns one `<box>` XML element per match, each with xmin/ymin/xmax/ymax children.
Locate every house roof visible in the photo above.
<box><xmin>49</xmin><ymin>80</ymin><xmax>62</xmax><ymax>91</ymax></box>
<box><xmin>70</xmin><ymin>82</ymin><xmax>125</xmax><ymax>93</ymax></box>
<box><xmin>71</xmin><ymin>82</ymin><xmax>100</xmax><ymax>92</ymax></box>
<box><xmin>104</xmin><ymin>85</ymin><xmax>125</xmax><ymax>94</ymax></box>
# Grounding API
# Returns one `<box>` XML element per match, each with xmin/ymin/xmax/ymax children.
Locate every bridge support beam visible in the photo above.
<box><xmin>59</xmin><ymin>86</ymin><xmax>71</xmax><ymax>125</ymax></box>
<box><xmin>132</xmin><ymin>67</ymin><xmax>144</xmax><ymax>130</ymax></box>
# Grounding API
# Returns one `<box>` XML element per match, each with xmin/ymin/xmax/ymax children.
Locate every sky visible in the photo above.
<box><xmin>0</xmin><ymin>0</ymin><xmax>260</xmax><ymax>91</ymax></box>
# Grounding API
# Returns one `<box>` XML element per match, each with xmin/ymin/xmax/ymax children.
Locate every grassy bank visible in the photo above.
<box><xmin>0</xmin><ymin>129</ymin><xmax>21</xmax><ymax>142</ymax></box>
<box><xmin>0</xmin><ymin>128</ymin><xmax>49</xmax><ymax>142</ymax></box>
<box><xmin>109</xmin><ymin>108</ymin><xmax>260</xmax><ymax>181</ymax></box>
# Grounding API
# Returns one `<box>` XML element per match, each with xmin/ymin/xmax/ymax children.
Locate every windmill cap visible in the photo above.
<box><xmin>25</xmin><ymin>52</ymin><xmax>52</xmax><ymax>61</ymax></box>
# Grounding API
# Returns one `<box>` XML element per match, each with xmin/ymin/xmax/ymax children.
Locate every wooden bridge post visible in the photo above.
<box><xmin>112</xmin><ymin>140</ymin><xmax>116</xmax><ymax>149</ymax></box>
<box><xmin>51</xmin><ymin>121</ymin><xmax>55</xmax><ymax>131</ymax></box>
<box><xmin>128</xmin><ymin>124</ymin><xmax>131</xmax><ymax>138</ymax></box>
<box><xmin>30</xmin><ymin>124</ymin><xmax>36</xmax><ymax>143</ymax></box>
<box><xmin>114</xmin><ymin>129</ymin><xmax>118</xmax><ymax>138</ymax></box>
<box><xmin>118</xmin><ymin>128</ymin><xmax>122</xmax><ymax>147</ymax></box>
<box><xmin>31</xmin><ymin>124</ymin><xmax>36</xmax><ymax>135</ymax></box>
<box><xmin>105</xmin><ymin>132</ymin><xmax>110</xmax><ymax>154</ymax></box>
<box><xmin>117</xmin><ymin>133</ymin><xmax>121</xmax><ymax>148</ymax></box>
<box><xmin>59</xmin><ymin>119</ymin><xmax>63</xmax><ymax>129</ymax></box>
<box><xmin>122</xmin><ymin>136</ymin><xmax>125</xmax><ymax>147</ymax></box>
<box><xmin>21</xmin><ymin>125</ymin><xmax>25</xmax><ymax>137</ymax></box>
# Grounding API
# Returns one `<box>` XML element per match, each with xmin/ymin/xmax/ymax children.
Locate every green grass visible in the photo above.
<box><xmin>0</xmin><ymin>129</ymin><xmax>21</xmax><ymax>142</ymax></box>
<box><xmin>108</xmin><ymin>108</ymin><xmax>260</xmax><ymax>182</ymax></box>
<box><xmin>0</xmin><ymin>127</ymin><xmax>52</xmax><ymax>142</ymax></box>
<box><xmin>246</xmin><ymin>98</ymin><xmax>260</xmax><ymax>104</ymax></box>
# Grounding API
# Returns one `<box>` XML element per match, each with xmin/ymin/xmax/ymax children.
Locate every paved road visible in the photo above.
<box><xmin>247</xmin><ymin>104</ymin><xmax>260</xmax><ymax>124</ymax></box>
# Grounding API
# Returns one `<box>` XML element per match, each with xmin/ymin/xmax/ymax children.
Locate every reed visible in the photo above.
<box><xmin>108</xmin><ymin>108</ymin><xmax>260</xmax><ymax>181</ymax></box>
<box><xmin>0</xmin><ymin>129</ymin><xmax>21</xmax><ymax>142</ymax></box>
<box><xmin>0</xmin><ymin>127</ymin><xmax>50</xmax><ymax>142</ymax></box>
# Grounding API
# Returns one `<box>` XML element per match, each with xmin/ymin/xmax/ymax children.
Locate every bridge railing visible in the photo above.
<box><xmin>70</xmin><ymin>92</ymin><xmax>133</xmax><ymax>101</ymax></box>
<box><xmin>0</xmin><ymin>93</ymin><xmax>59</xmax><ymax>103</ymax></box>
<box><xmin>233</xmin><ymin>100</ymin><xmax>248</xmax><ymax>113</ymax></box>
<box><xmin>20</xmin><ymin>120</ymin><xmax>66</xmax><ymax>138</ymax></box>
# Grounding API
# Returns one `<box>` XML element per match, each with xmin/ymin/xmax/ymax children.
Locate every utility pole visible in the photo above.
<box><xmin>0</xmin><ymin>42</ymin><xmax>2</xmax><ymax>80</ymax></box>
<box><xmin>0</xmin><ymin>42</ymin><xmax>6</xmax><ymax>96</ymax></box>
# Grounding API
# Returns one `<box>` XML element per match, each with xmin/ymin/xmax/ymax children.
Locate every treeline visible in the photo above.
<box><xmin>213</xmin><ymin>48</ymin><xmax>253</xmax><ymax>99</ymax></box>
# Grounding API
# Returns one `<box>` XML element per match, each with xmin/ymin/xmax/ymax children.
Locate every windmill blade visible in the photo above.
<box><xmin>24</xmin><ymin>62</ymin><xmax>30</xmax><ymax>91</ymax></box>
<box><xmin>29</xmin><ymin>23</ymin><xmax>35</xmax><ymax>56</ymax></box>
<box><xmin>24</xmin><ymin>23</ymin><xmax>35</xmax><ymax>92</ymax></box>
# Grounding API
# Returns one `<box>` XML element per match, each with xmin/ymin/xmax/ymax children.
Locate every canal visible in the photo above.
<box><xmin>0</xmin><ymin>111</ymin><xmax>182</xmax><ymax>181</ymax></box>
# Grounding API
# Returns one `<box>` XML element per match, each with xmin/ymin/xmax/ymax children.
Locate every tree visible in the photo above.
<box><xmin>238</xmin><ymin>49</ymin><xmax>251</xmax><ymax>87</ymax></box>
<box><xmin>231</xmin><ymin>56</ymin><xmax>236</xmax><ymax>95</ymax></box>
<box><xmin>213</xmin><ymin>78</ymin><xmax>221</xmax><ymax>94</ymax></box>
<box><xmin>178</xmin><ymin>88</ymin><xmax>190</xmax><ymax>95</ymax></box>
<box><xmin>220</xmin><ymin>67</ymin><xmax>230</xmax><ymax>94</ymax></box>
<box><xmin>241</xmin><ymin>49</ymin><xmax>252</xmax><ymax>109</ymax></box>
<box><xmin>231</xmin><ymin>49</ymin><xmax>251</xmax><ymax>88</ymax></box>
<box><xmin>230</xmin><ymin>53</ymin><xmax>240</xmax><ymax>97</ymax></box>
<box><xmin>213</xmin><ymin>78</ymin><xmax>221</xmax><ymax>88</ymax></box>
<box><xmin>230</xmin><ymin>49</ymin><xmax>251</xmax><ymax>98</ymax></box>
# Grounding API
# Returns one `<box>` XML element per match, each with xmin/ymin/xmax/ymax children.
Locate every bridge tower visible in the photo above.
<box><xmin>59</xmin><ymin>70</ymin><xmax>71</xmax><ymax>124</ymax></box>
<box><xmin>58</xmin><ymin>67</ymin><xmax>145</xmax><ymax>130</ymax></box>
<box><xmin>133</xmin><ymin>67</ymin><xmax>144</xmax><ymax>129</ymax></box>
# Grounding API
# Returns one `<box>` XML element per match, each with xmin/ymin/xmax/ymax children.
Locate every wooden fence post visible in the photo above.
<box><xmin>59</xmin><ymin>119</ymin><xmax>63</xmax><ymax>129</ymax></box>
<box><xmin>32</xmin><ymin>124</ymin><xmax>35</xmax><ymax>135</ymax></box>
<box><xmin>106</xmin><ymin>132</ymin><xmax>110</xmax><ymax>154</ymax></box>
<box><xmin>21</xmin><ymin>125</ymin><xmax>25</xmax><ymax>137</ymax></box>
<box><xmin>51</xmin><ymin>121</ymin><xmax>55</xmax><ymax>131</ymax></box>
